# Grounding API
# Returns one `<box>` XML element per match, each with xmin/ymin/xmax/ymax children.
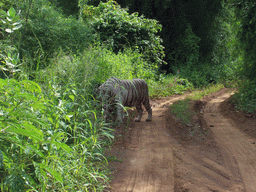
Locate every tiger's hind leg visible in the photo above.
<box><xmin>143</xmin><ymin>99</ymin><xmax>152</xmax><ymax>122</ymax></box>
<box><xmin>146</xmin><ymin>107</ymin><xmax>152</xmax><ymax>122</ymax></box>
<box><xmin>134</xmin><ymin>104</ymin><xmax>143</xmax><ymax>122</ymax></box>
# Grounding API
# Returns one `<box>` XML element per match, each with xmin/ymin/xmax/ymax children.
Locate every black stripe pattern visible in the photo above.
<box><xmin>98</xmin><ymin>77</ymin><xmax>152</xmax><ymax>124</ymax></box>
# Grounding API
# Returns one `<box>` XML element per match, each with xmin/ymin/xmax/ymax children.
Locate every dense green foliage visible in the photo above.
<box><xmin>231</xmin><ymin>0</ymin><xmax>256</xmax><ymax>81</ymax></box>
<box><xmin>81</xmin><ymin>0</ymin><xmax>165</xmax><ymax>67</ymax></box>
<box><xmin>232</xmin><ymin>80</ymin><xmax>256</xmax><ymax>113</ymax></box>
<box><xmin>1</xmin><ymin>0</ymin><xmax>95</xmax><ymax>72</ymax></box>
<box><xmin>114</xmin><ymin>0</ymin><xmax>222</xmax><ymax>65</ymax></box>
<box><xmin>0</xmin><ymin>50</ymin><xmax>116</xmax><ymax>190</ymax></box>
<box><xmin>110</xmin><ymin>0</ymin><xmax>240</xmax><ymax>86</ymax></box>
<box><xmin>226</xmin><ymin>0</ymin><xmax>256</xmax><ymax>113</ymax></box>
<box><xmin>0</xmin><ymin>77</ymin><xmax>113</xmax><ymax>191</ymax></box>
<box><xmin>49</xmin><ymin>0</ymin><xmax>79</xmax><ymax>16</ymax></box>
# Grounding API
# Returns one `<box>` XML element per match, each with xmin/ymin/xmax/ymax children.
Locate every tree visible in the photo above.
<box><xmin>115</xmin><ymin>0</ymin><xmax>222</xmax><ymax>73</ymax></box>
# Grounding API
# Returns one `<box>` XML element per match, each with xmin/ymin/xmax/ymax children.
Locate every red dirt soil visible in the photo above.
<box><xmin>105</xmin><ymin>88</ymin><xmax>256</xmax><ymax>192</ymax></box>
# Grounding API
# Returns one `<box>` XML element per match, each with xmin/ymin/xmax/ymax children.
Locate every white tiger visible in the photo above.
<box><xmin>98</xmin><ymin>77</ymin><xmax>152</xmax><ymax>124</ymax></box>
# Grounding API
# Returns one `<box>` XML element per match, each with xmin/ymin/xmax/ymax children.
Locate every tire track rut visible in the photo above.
<box><xmin>203</xmin><ymin>92</ymin><xmax>256</xmax><ymax>192</ymax></box>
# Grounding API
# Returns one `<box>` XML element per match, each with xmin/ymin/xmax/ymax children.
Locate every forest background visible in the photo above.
<box><xmin>0</xmin><ymin>0</ymin><xmax>255</xmax><ymax>191</ymax></box>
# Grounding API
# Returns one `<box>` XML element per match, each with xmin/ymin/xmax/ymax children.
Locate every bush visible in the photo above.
<box><xmin>14</xmin><ymin>0</ymin><xmax>95</xmax><ymax>70</ymax></box>
<box><xmin>81</xmin><ymin>0</ymin><xmax>165</xmax><ymax>68</ymax></box>
<box><xmin>232</xmin><ymin>80</ymin><xmax>256</xmax><ymax>113</ymax></box>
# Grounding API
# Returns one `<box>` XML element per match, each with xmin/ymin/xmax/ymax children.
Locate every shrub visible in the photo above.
<box><xmin>0</xmin><ymin>74</ymin><xmax>113</xmax><ymax>191</ymax></box>
<box><xmin>232</xmin><ymin>80</ymin><xmax>256</xmax><ymax>113</ymax></box>
<box><xmin>81</xmin><ymin>0</ymin><xmax>165</xmax><ymax>68</ymax></box>
<box><xmin>12</xmin><ymin>0</ymin><xmax>95</xmax><ymax>70</ymax></box>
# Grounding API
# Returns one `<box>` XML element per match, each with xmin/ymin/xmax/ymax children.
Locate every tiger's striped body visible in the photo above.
<box><xmin>98</xmin><ymin>77</ymin><xmax>152</xmax><ymax>124</ymax></box>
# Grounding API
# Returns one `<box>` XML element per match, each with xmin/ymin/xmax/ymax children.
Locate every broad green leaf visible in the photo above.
<box><xmin>6</xmin><ymin>17</ymin><xmax>12</xmax><ymax>22</ymax></box>
<box><xmin>48</xmin><ymin>117</ymin><xmax>53</xmax><ymax>124</ymax></box>
<box><xmin>69</xmin><ymin>95</ymin><xmax>75</xmax><ymax>101</ymax></box>
<box><xmin>12</xmin><ymin>21</ymin><xmax>22</xmax><ymax>25</ymax></box>
<box><xmin>46</xmin><ymin>141</ymin><xmax>72</xmax><ymax>153</ymax></box>
<box><xmin>20</xmin><ymin>80</ymin><xmax>42</xmax><ymax>94</ymax></box>
<box><xmin>25</xmin><ymin>144</ymin><xmax>45</xmax><ymax>158</ymax></box>
<box><xmin>11</xmin><ymin>69</ymin><xmax>21</xmax><ymax>72</ymax></box>
<box><xmin>5</xmin><ymin>28</ymin><xmax>13</xmax><ymax>33</ymax></box>
<box><xmin>7</xmin><ymin>7</ymin><xmax>16</xmax><ymax>18</ymax></box>
<box><xmin>1</xmin><ymin>66</ymin><xmax>8</xmax><ymax>71</ymax></box>
<box><xmin>13</xmin><ymin>24</ymin><xmax>22</xmax><ymax>30</ymax></box>
<box><xmin>36</xmin><ymin>162</ymin><xmax>63</xmax><ymax>183</ymax></box>
<box><xmin>65</xmin><ymin>114</ymin><xmax>73</xmax><ymax>122</ymax></box>
<box><xmin>7</xmin><ymin>123</ymin><xmax>44</xmax><ymax>141</ymax></box>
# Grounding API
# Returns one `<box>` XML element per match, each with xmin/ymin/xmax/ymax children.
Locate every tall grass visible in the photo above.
<box><xmin>0</xmin><ymin>47</ymin><xmax>117</xmax><ymax>191</ymax></box>
<box><xmin>0</xmin><ymin>79</ymin><xmax>113</xmax><ymax>191</ymax></box>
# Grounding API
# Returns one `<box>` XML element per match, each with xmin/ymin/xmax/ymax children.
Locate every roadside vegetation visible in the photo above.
<box><xmin>0</xmin><ymin>0</ymin><xmax>255</xmax><ymax>191</ymax></box>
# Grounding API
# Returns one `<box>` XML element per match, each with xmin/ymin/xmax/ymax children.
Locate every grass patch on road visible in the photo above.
<box><xmin>188</xmin><ymin>83</ymin><xmax>224</xmax><ymax>100</ymax></box>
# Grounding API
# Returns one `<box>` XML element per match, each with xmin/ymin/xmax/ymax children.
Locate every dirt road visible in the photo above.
<box><xmin>107</xmin><ymin>89</ymin><xmax>256</xmax><ymax>192</ymax></box>
<box><xmin>203</xmin><ymin>92</ymin><xmax>256</xmax><ymax>191</ymax></box>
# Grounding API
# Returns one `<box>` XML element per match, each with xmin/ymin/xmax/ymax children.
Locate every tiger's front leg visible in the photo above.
<box><xmin>134</xmin><ymin>104</ymin><xmax>143</xmax><ymax>122</ymax></box>
<box><xmin>116</xmin><ymin>103</ymin><xmax>123</xmax><ymax>125</ymax></box>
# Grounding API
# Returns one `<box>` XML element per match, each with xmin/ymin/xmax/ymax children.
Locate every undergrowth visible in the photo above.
<box><xmin>0</xmin><ymin>77</ymin><xmax>113</xmax><ymax>191</ymax></box>
<box><xmin>149</xmin><ymin>74</ymin><xmax>193</xmax><ymax>98</ymax></box>
<box><xmin>231</xmin><ymin>80</ymin><xmax>256</xmax><ymax>113</ymax></box>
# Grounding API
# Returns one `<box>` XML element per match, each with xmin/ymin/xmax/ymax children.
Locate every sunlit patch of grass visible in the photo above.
<box><xmin>188</xmin><ymin>83</ymin><xmax>224</xmax><ymax>100</ymax></box>
<box><xmin>148</xmin><ymin>75</ymin><xmax>193</xmax><ymax>98</ymax></box>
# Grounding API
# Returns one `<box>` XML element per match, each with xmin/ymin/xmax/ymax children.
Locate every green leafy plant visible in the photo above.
<box><xmin>0</xmin><ymin>7</ymin><xmax>23</xmax><ymax>78</ymax></box>
<box><xmin>6</xmin><ymin>0</ymin><xmax>96</xmax><ymax>71</ymax></box>
<box><xmin>0</xmin><ymin>7</ymin><xmax>22</xmax><ymax>37</ymax></box>
<box><xmin>0</xmin><ymin>50</ymin><xmax>22</xmax><ymax>78</ymax></box>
